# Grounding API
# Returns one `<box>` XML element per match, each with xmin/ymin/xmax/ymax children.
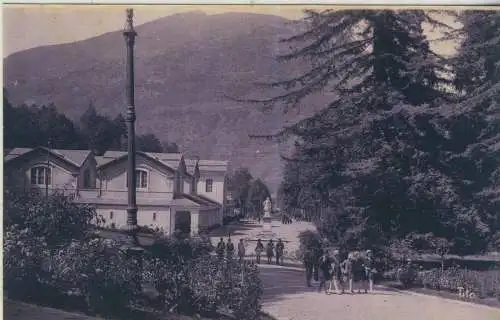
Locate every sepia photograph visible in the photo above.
<box><xmin>2</xmin><ymin>4</ymin><xmax>500</xmax><ymax>320</ymax></box>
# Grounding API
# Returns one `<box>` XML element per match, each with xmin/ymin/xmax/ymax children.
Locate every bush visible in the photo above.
<box><xmin>142</xmin><ymin>236</ymin><xmax>263</xmax><ymax>319</ymax></box>
<box><xmin>4</xmin><ymin>191</ymin><xmax>100</xmax><ymax>246</ymax></box>
<box><xmin>4</xmin><ymin>228</ymin><xmax>142</xmax><ymax>317</ymax></box>
<box><xmin>46</xmin><ymin>238</ymin><xmax>141</xmax><ymax>317</ymax></box>
<box><xmin>3</xmin><ymin>226</ymin><xmax>51</xmax><ymax>301</ymax></box>
<box><xmin>3</xmin><ymin>191</ymin><xmax>140</xmax><ymax>318</ymax></box>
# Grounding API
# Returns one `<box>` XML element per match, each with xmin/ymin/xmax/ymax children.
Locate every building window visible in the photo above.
<box><xmin>30</xmin><ymin>166</ymin><xmax>51</xmax><ymax>185</ymax></box>
<box><xmin>153</xmin><ymin>212</ymin><xmax>157</xmax><ymax>221</ymax></box>
<box><xmin>205</xmin><ymin>179</ymin><xmax>213</xmax><ymax>193</ymax></box>
<box><xmin>126</xmin><ymin>169</ymin><xmax>148</xmax><ymax>189</ymax></box>
<box><xmin>137</xmin><ymin>170</ymin><xmax>148</xmax><ymax>189</ymax></box>
<box><xmin>109</xmin><ymin>211</ymin><xmax>114</xmax><ymax>220</ymax></box>
<box><xmin>83</xmin><ymin>169</ymin><xmax>92</xmax><ymax>188</ymax></box>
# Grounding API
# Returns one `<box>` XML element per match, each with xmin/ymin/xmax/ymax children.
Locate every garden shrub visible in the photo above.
<box><xmin>4</xmin><ymin>190</ymin><xmax>100</xmax><ymax>246</ymax></box>
<box><xmin>3</xmin><ymin>225</ymin><xmax>51</xmax><ymax>301</ymax></box>
<box><xmin>4</xmin><ymin>191</ymin><xmax>263</xmax><ymax>319</ymax></box>
<box><xmin>142</xmin><ymin>236</ymin><xmax>263</xmax><ymax>319</ymax></box>
<box><xmin>4</xmin><ymin>192</ymin><xmax>141</xmax><ymax>318</ymax></box>
<box><xmin>45</xmin><ymin>238</ymin><xmax>141</xmax><ymax>317</ymax></box>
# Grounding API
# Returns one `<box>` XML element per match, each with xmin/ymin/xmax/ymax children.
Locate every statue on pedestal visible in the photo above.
<box><xmin>263</xmin><ymin>197</ymin><xmax>272</xmax><ymax>218</ymax></box>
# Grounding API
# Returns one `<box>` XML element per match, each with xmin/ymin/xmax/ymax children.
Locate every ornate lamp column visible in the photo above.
<box><xmin>123</xmin><ymin>8</ymin><xmax>139</xmax><ymax>246</ymax></box>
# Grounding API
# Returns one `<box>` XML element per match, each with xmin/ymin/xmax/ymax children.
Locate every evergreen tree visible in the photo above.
<box><xmin>248</xmin><ymin>9</ymin><xmax>493</xmax><ymax>253</ymax></box>
<box><xmin>451</xmin><ymin>11</ymin><xmax>500</xmax><ymax>252</ymax></box>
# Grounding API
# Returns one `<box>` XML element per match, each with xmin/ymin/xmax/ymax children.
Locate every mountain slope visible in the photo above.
<box><xmin>4</xmin><ymin>12</ymin><xmax>325</xmax><ymax>194</ymax></box>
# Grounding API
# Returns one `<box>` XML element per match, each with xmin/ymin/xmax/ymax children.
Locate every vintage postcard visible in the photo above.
<box><xmin>3</xmin><ymin>4</ymin><xmax>500</xmax><ymax>320</ymax></box>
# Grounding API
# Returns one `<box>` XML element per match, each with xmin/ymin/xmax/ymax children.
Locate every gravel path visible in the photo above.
<box><xmin>209</xmin><ymin>219</ymin><xmax>500</xmax><ymax>320</ymax></box>
<box><xmin>259</xmin><ymin>264</ymin><xmax>500</xmax><ymax>320</ymax></box>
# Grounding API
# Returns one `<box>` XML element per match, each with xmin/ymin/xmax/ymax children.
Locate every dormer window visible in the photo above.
<box><xmin>30</xmin><ymin>166</ymin><xmax>51</xmax><ymax>185</ymax></box>
<box><xmin>205</xmin><ymin>179</ymin><xmax>213</xmax><ymax>193</ymax></box>
<box><xmin>126</xmin><ymin>169</ymin><xmax>148</xmax><ymax>190</ymax></box>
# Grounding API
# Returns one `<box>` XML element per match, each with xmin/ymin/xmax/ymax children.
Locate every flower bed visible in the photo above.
<box><xmin>416</xmin><ymin>267</ymin><xmax>500</xmax><ymax>300</ymax></box>
<box><xmin>383</xmin><ymin>265</ymin><xmax>500</xmax><ymax>301</ymax></box>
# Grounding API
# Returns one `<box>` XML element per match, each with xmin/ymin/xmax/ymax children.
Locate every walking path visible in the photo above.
<box><xmin>209</xmin><ymin>218</ymin><xmax>500</xmax><ymax>320</ymax></box>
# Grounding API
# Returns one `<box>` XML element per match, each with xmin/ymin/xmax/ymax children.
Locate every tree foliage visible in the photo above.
<box><xmin>227</xmin><ymin>168</ymin><xmax>254</xmax><ymax>208</ymax></box>
<box><xmin>3</xmin><ymin>94</ymin><xmax>180</xmax><ymax>155</ymax></box>
<box><xmin>265</xmin><ymin>9</ymin><xmax>500</xmax><ymax>255</ymax></box>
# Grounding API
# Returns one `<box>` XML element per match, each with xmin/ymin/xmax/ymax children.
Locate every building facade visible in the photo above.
<box><xmin>4</xmin><ymin>147</ymin><xmax>229</xmax><ymax>236</ymax></box>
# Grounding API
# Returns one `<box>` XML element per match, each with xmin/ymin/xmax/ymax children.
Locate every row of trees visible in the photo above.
<box><xmin>262</xmin><ymin>10</ymin><xmax>500</xmax><ymax>255</ymax></box>
<box><xmin>4</xmin><ymin>92</ymin><xmax>179</xmax><ymax>155</ymax></box>
<box><xmin>227</xmin><ymin>168</ymin><xmax>272</xmax><ymax>218</ymax></box>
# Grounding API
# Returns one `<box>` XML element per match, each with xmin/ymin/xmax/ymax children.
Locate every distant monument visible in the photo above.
<box><xmin>251</xmin><ymin>196</ymin><xmax>280</xmax><ymax>241</ymax></box>
<box><xmin>262</xmin><ymin>197</ymin><xmax>273</xmax><ymax>232</ymax></box>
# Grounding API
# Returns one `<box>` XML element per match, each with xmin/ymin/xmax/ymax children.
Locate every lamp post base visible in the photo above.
<box><xmin>120</xmin><ymin>225</ymin><xmax>144</xmax><ymax>294</ymax></box>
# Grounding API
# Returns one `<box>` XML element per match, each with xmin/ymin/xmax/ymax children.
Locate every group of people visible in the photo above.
<box><xmin>216</xmin><ymin>237</ymin><xmax>246</xmax><ymax>262</ymax></box>
<box><xmin>216</xmin><ymin>237</ymin><xmax>286</xmax><ymax>265</ymax></box>
<box><xmin>304</xmin><ymin>248</ymin><xmax>376</xmax><ymax>295</ymax></box>
<box><xmin>281</xmin><ymin>214</ymin><xmax>293</xmax><ymax>224</ymax></box>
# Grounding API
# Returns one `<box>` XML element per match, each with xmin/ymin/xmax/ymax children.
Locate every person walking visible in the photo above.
<box><xmin>255</xmin><ymin>239</ymin><xmax>264</xmax><ymax>264</ymax></box>
<box><xmin>318</xmin><ymin>252</ymin><xmax>333</xmax><ymax>294</ymax></box>
<box><xmin>329</xmin><ymin>250</ymin><xmax>343</xmax><ymax>294</ymax></box>
<box><xmin>237</xmin><ymin>239</ymin><xmax>246</xmax><ymax>263</ymax></box>
<box><xmin>276</xmin><ymin>239</ymin><xmax>285</xmax><ymax>265</ymax></box>
<box><xmin>216</xmin><ymin>237</ymin><xmax>225</xmax><ymax>259</ymax></box>
<box><xmin>303</xmin><ymin>248</ymin><xmax>315</xmax><ymax>287</ymax></box>
<box><xmin>226</xmin><ymin>237</ymin><xmax>235</xmax><ymax>259</ymax></box>
<box><xmin>266</xmin><ymin>240</ymin><xmax>275</xmax><ymax>264</ymax></box>
<box><xmin>341</xmin><ymin>253</ymin><xmax>354</xmax><ymax>293</ymax></box>
<box><xmin>352</xmin><ymin>251</ymin><xmax>365</xmax><ymax>293</ymax></box>
<box><xmin>312</xmin><ymin>246</ymin><xmax>322</xmax><ymax>283</ymax></box>
<box><xmin>363</xmin><ymin>249</ymin><xmax>375</xmax><ymax>293</ymax></box>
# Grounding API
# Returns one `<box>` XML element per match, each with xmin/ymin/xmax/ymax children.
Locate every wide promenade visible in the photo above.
<box><xmin>210</xmin><ymin>219</ymin><xmax>500</xmax><ymax>320</ymax></box>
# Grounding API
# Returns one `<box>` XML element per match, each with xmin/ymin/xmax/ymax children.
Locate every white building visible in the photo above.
<box><xmin>4</xmin><ymin>147</ymin><xmax>229</xmax><ymax>236</ymax></box>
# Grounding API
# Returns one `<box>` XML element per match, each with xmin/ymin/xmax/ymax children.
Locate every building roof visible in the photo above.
<box><xmin>198</xmin><ymin>160</ymin><xmax>229</xmax><ymax>172</ymax></box>
<box><xmin>172</xmin><ymin>193</ymin><xmax>220</xmax><ymax>208</ymax></box>
<box><xmin>98</xmin><ymin>151</ymin><xmax>183</xmax><ymax>171</ymax></box>
<box><xmin>74</xmin><ymin>193</ymin><xmax>219</xmax><ymax>209</ymax></box>
<box><xmin>51</xmin><ymin>149</ymin><xmax>92</xmax><ymax>167</ymax></box>
<box><xmin>4</xmin><ymin>147</ymin><xmax>33</xmax><ymax>162</ymax></box>
<box><xmin>4</xmin><ymin>147</ymin><xmax>91</xmax><ymax>168</ymax></box>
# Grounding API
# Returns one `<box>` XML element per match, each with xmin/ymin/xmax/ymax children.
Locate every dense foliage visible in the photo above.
<box><xmin>3</xmin><ymin>94</ymin><xmax>179</xmax><ymax>154</ymax></box>
<box><xmin>3</xmin><ymin>191</ymin><xmax>263</xmax><ymax>319</ymax></box>
<box><xmin>254</xmin><ymin>9</ymin><xmax>500</xmax><ymax>255</ymax></box>
<box><xmin>143</xmin><ymin>239</ymin><xmax>263</xmax><ymax>319</ymax></box>
<box><xmin>227</xmin><ymin>167</ymin><xmax>271</xmax><ymax>218</ymax></box>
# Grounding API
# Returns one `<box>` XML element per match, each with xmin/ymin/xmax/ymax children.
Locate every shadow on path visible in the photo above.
<box><xmin>258</xmin><ymin>264</ymin><xmax>396</xmax><ymax>305</ymax></box>
<box><xmin>208</xmin><ymin>221</ymin><xmax>264</xmax><ymax>237</ymax></box>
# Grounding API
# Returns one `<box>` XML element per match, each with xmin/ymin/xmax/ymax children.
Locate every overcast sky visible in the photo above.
<box><xmin>3</xmin><ymin>5</ymin><xmax>460</xmax><ymax>58</ymax></box>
